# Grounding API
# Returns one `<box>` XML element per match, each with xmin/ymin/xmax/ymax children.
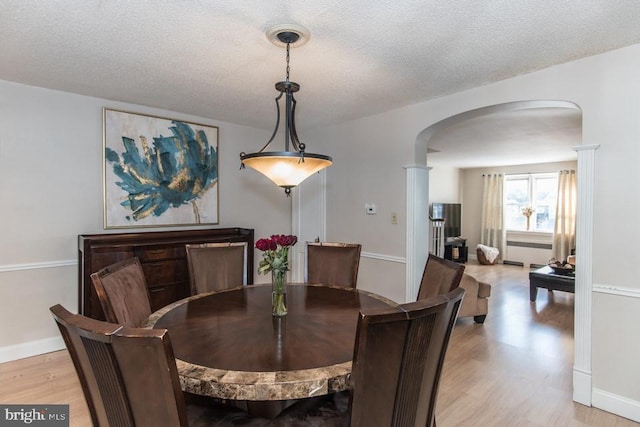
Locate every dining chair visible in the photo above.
<box><xmin>185</xmin><ymin>242</ymin><xmax>248</xmax><ymax>295</ymax></box>
<box><xmin>306</xmin><ymin>242</ymin><xmax>362</xmax><ymax>288</ymax></box>
<box><xmin>273</xmin><ymin>287</ymin><xmax>466</xmax><ymax>427</ymax></box>
<box><xmin>50</xmin><ymin>304</ymin><xmax>270</xmax><ymax>427</ymax></box>
<box><xmin>90</xmin><ymin>257</ymin><xmax>152</xmax><ymax>327</ymax></box>
<box><xmin>416</xmin><ymin>253</ymin><xmax>466</xmax><ymax>300</ymax></box>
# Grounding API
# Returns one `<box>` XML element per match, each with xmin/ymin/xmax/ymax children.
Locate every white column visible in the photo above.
<box><xmin>405</xmin><ymin>165</ymin><xmax>429</xmax><ymax>302</ymax></box>
<box><xmin>573</xmin><ymin>144</ymin><xmax>599</xmax><ymax>406</ymax></box>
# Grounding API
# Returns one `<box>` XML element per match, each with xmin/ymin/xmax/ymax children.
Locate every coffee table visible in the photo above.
<box><xmin>529</xmin><ymin>265</ymin><xmax>575</xmax><ymax>301</ymax></box>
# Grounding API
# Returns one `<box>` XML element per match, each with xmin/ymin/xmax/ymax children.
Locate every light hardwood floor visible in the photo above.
<box><xmin>0</xmin><ymin>262</ymin><xmax>637</xmax><ymax>426</ymax></box>
<box><xmin>438</xmin><ymin>261</ymin><xmax>637</xmax><ymax>426</ymax></box>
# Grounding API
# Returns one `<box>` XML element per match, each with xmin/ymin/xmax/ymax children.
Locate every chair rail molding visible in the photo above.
<box><xmin>592</xmin><ymin>284</ymin><xmax>640</xmax><ymax>299</ymax></box>
<box><xmin>360</xmin><ymin>251</ymin><xmax>406</xmax><ymax>264</ymax></box>
<box><xmin>0</xmin><ymin>259</ymin><xmax>77</xmax><ymax>273</ymax></box>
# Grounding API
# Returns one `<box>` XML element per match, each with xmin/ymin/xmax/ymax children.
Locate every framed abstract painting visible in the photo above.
<box><xmin>103</xmin><ymin>108</ymin><xmax>219</xmax><ymax>229</ymax></box>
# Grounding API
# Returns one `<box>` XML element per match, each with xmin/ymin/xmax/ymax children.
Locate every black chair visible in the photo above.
<box><xmin>306</xmin><ymin>242</ymin><xmax>362</xmax><ymax>288</ymax></box>
<box><xmin>274</xmin><ymin>287</ymin><xmax>465</xmax><ymax>426</ymax></box>
<box><xmin>90</xmin><ymin>257</ymin><xmax>152</xmax><ymax>327</ymax></box>
<box><xmin>50</xmin><ymin>304</ymin><xmax>270</xmax><ymax>427</ymax></box>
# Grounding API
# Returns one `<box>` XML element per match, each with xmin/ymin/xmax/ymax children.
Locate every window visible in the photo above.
<box><xmin>504</xmin><ymin>173</ymin><xmax>558</xmax><ymax>232</ymax></box>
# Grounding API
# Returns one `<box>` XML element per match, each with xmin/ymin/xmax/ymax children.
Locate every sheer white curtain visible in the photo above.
<box><xmin>480</xmin><ymin>173</ymin><xmax>505</xmax><ymax>259</ymax></box>
<box><xmin>552</xmin><ymin>170</ymin><xmax>577</xmax><ymax>261</ymax></box>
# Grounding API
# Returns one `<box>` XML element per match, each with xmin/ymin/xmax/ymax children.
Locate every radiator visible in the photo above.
<box><xmin>504</xmin><ymin>240</ymin><xmax>552</xmax><ymax>266</ymax></box>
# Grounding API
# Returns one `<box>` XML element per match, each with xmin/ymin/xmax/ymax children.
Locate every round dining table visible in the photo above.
<box><xmin>144</xmin><ymin>283</ymin><xmax>398</xmax><ymax>402</ymax></box>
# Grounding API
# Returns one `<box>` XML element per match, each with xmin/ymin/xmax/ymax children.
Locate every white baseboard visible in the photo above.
<box><xmin>592</xmin><ymin>387</ymin><xmax>640</xmax><ymax>423</ymax></box>
<box><xmin>0</xmin><ymin>336</ymin><xmax>65</xmax><ymax>364</ymax></box>
<box><xmin>573</xmin><ymin>367</ymin><xmax>592</xmax><ymax>406</ymax></box>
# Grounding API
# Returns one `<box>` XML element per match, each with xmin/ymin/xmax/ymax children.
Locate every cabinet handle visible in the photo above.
<box><xmin>149</xmin><ymin>287</ymin><xmax>166</xmax><ymax>293</ymax></box>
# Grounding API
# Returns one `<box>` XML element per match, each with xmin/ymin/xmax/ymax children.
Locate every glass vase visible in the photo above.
<box><xmin>271</xmin><ymin>270</ymin><xmax>288</xmax><ymax>317</ymax></box>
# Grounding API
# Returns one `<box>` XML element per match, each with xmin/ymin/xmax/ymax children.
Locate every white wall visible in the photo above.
<box><xmin>305</xmin><ymin>44</ymin><xmax>640</xmax><ymax>421</ymax></box>
<box><xmin>305</xmin><ymin>112</ymin><xmax>417</xmax><ymax>302</ymax></box>
<box><xmin>428</xmin><ymin>164</ymin><xmax>462</xmax><ymax>204</ymax></box>
<box><xmin>0</xmin><ymin>80</ymin><xmax>291</xmax><ymax>362</ymax></box>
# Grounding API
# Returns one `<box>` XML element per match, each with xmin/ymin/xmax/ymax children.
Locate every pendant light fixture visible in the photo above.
<box><xmin>240</xmin><ymin>26</ymin><xmax>332</xmax><ymax>196</ymax></box>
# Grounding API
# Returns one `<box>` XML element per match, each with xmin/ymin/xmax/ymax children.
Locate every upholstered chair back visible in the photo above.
<box><xmin>306</xmin><ymin>242</ymin><xmax>362</xmax><ymax>288</ymax></box>
<box><xmin>273</xmin><ymin>288</ymin><xmax>465</xmax><ymax>427</ymax></box>
<box><xmin>185</xmin><ymin>242</ymin><xmax>248</xmax><ymax>295</ymax></box>
<box><xmin>417</xmin><ymin>254</ymin><xmax>465</xmax><ymax>300</ymax></box>
<box><xmin>350</xmin><ymin>287</ymin><xmax>464</xmax><ymax>426</ymax></box>
<box><xmin>50</xmin><ymin>304</ymin><xmax>271</xmax><ymax>427</ymax></box>
<box><xmin>50</xmin><ymin>304</ymin><xmax>189</xmax><ymax>427</ymax></box>
<box><xmin>90</xmin><ymin>257</ymin><xmax>152</xmax><ymax>327</ymax></box>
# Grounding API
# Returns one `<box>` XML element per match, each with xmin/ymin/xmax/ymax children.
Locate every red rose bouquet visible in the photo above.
<box><xmin>256</xmin><ymin>234</ymin><xmax>297</xmax><ymax>316</ymax></box>
<box><xmin>256</xmin><ymin>234</ymin><xmax>298</xmax><ymax>275</ymax></box>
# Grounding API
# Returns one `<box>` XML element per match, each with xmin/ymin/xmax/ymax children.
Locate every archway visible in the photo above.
<box><xmin>407</xmin><ymin>99</ymin><xmax>596</xmax><ymax>405</ymax></box>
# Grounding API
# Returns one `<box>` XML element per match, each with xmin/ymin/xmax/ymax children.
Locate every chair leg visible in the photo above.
<box><xmin>473</xmin><ymin>315</ymin><xmax>486</xmax><ymax>324</ymax></box>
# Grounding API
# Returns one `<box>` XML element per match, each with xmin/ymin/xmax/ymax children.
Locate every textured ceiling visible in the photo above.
<box><xmin>427</xmin><ymin>106</ymin><xmax>582</xmax><ymax>168</ymax></box>
<box><xmin>1</xmin><ymin>1</ymin><xmax>639</xmax><ymax>166</ymax></box>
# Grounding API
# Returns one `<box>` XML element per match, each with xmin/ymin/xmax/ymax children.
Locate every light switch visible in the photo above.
<box><xmin>365</xmin><ymin>204</ymin><xmax>376</xmax><ymax>215</ymax></box>
<box><xmin>391</xmin><ymin>212</ymin><xmax>398</xmax><ymax>224</ymax></box>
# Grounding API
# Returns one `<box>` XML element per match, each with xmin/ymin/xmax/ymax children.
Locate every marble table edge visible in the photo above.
<box><xmin>177</xmin><ymin>359</ymin><xmax>353</xmax><ymax>401</ymax></box>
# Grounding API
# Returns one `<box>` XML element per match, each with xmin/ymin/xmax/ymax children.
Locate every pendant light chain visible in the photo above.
<box><xmin>285</xmin><ymin>42</ymin><xmax>291</xmax><ymax>82</ymax></box>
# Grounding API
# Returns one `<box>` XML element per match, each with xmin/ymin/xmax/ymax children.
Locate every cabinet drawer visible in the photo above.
<box><xmin>91</xmin><ymin>249</ymin><xmax>135</xmax><ymax>271</ymax></box>
<box><xmin>148</xmin><ymin>283</ymin><xmax>189</xmax><ymax>311</ymax></box>
<box><xmin>135</xmin><ymin>246</ymin><xmax>181</xmax><ymax>261</ymax></box>
<box><xmin>141</xmin><ymin>260</ymin><xmax>187</xmax><ymax>286</ymax></box>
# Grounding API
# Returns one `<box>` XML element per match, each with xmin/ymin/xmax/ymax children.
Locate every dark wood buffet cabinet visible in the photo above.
<box><xmin>78</xmin><ymin>227</ymin><xmax>254</xmax><ymax>320</ymax></box>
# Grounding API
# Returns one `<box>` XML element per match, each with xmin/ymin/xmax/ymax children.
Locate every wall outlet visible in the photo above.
<box><xmin>365</xmin><ymin>203</ymin><xmax>376</xmax><ymax>215</ymax></box>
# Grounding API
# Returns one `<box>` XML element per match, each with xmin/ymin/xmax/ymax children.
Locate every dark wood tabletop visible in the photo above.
<box><xmin>145</xmin><ymin>283</ymin><xmax>398</xmax><ymax>401</ymax></box>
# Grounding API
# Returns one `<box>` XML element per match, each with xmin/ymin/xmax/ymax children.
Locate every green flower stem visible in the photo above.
<box><xmin>272</xmin><ymin>270</ymin><xmax>288</xmax><ymax>316</ymax></box>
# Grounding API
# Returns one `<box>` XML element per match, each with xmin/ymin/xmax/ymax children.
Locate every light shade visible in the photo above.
<box><xmin>241</xmin><ymin>152</ymin><xmax>332</xmax><ymax>189</ymax></box>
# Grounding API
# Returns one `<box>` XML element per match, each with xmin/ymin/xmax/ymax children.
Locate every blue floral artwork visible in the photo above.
<box><xmin>103</xmin><ymin>109</ymin><xmax>218</xmax><ymax>228</ymax></box>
